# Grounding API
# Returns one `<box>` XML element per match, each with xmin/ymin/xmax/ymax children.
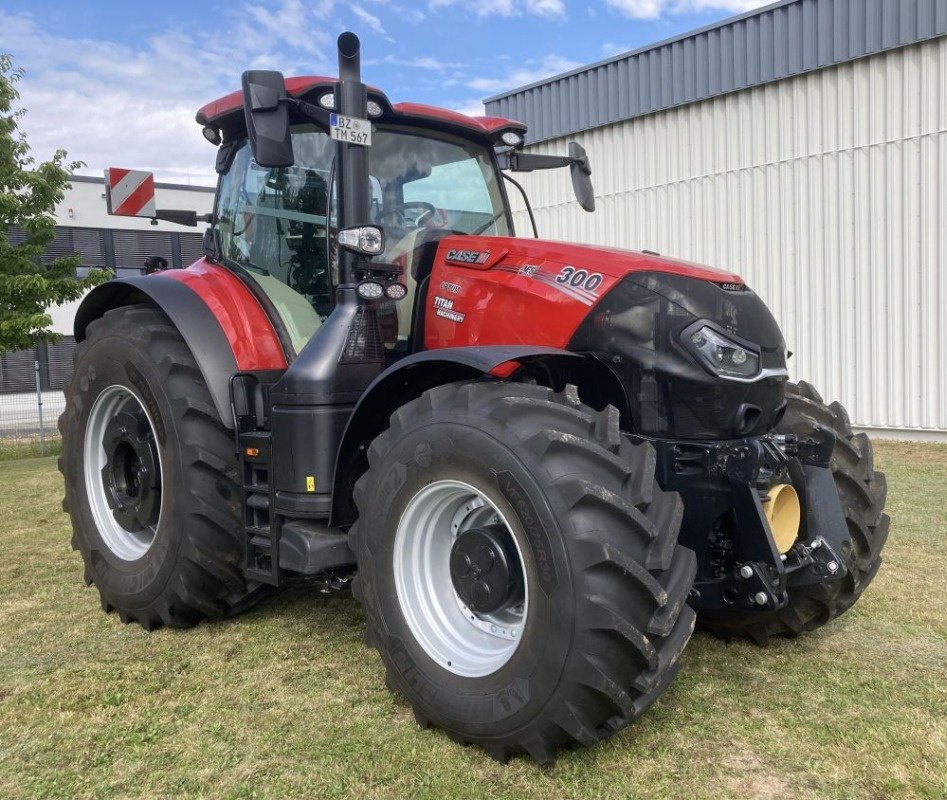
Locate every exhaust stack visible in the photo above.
<box><xmin>335</xmin><ymin>32</ymin><xmax>371</xmax><ymax>287</ymax></box>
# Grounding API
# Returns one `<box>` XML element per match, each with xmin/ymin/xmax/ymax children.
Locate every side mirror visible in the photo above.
<box><xmin>568</xmin><ymin>142</ymin><xmax>595</xmax><ymax>212</ymax></box>
<box><xmin>241</xmin><ymin>70</ymin><xmax>294</xmax><ymax>168</ymax></box>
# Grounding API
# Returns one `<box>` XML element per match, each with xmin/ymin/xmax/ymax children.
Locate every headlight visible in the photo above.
<box><xmin>685</xmin><ymin>324</ymin><xmax>760</xmax><ymax>379</ymax></box>
<box><xmin>338</xmin><ymin>225</ymin><xmax>385</xmax><ymax>255</ymax></box>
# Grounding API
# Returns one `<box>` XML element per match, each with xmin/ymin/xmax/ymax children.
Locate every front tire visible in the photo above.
<box><xmin>699</xmin><ymin>380</ymin><xmax>890</xmax><ymax>644</ymax></box>
<box><xmin>58</xmin><ymin>305</ymin><xmax>266</xmax><ymax>629</ymax></box>
<box><xmin>349</xmin><ymin>381</ymin><xmax>696</xmax><ymax>764</ymax></box>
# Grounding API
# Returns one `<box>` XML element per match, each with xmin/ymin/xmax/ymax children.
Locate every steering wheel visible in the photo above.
<box><xmin>379</xmin><ymin>201</ymin><xmax>444</xmax><ymax>229</ymax></box>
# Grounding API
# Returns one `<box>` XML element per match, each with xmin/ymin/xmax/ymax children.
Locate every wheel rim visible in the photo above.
<box><xmin>393</xmin><ymin>480</ymin><xmax>528</xmax><ymax>678</ymax></box>
<box><xmin>84</xmin><ymin>384</ymin><xmax>163</xmax><ymax>561</ymax></box>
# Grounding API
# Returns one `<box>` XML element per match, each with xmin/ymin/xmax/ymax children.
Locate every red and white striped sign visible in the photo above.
<box><xmin>104</xmin><ymin>168</ymin><xmax>156</xmax><ymax>218</ymax></box>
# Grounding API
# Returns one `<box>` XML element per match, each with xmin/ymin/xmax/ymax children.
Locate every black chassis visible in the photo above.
<box><xmin>637</xmin><ymin>424</ymin><xmax>851</xmax><ymax>613</ymax></box>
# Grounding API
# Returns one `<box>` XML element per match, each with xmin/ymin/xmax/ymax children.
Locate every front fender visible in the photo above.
<box><xmin>329</xmin><ymin>345</ymin><xmax>580</xmax><ymax>527</ymax></box>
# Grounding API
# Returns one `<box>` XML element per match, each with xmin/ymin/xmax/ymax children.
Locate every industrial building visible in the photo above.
<box><xmin>1</xmin><ymin>176</ymin><xmax>213</xmax><ymax>395</ymax></box>
<box><xmin>486</xmin><ymin>0</ymin><xmax>947</xmax><ymax>439</ymax></box>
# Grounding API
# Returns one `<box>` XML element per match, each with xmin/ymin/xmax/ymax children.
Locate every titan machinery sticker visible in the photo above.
<box><xmin>433</xmin><ymin>295</ymin><xmax>465</xmax><ymax>323</ymax></box>
<box><xmin>445</xmin><ymin>249</ymin><xmax>491</xmax><ymax>265</ymax></box>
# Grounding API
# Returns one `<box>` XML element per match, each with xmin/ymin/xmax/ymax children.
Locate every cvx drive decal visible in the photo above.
<box><xmin>495</xmin><ymin>263</ymin><xmax>605</xmax><ymax>306</ymax></box>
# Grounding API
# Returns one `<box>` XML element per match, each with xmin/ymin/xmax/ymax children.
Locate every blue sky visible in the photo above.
<box><xmin>1</xmin><ymin>0</ymin><xmax>769</xmax><ymax>184</ymax></box>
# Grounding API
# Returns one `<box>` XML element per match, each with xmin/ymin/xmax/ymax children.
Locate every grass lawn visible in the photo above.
<box><xmin>0</xmin><ymin>442</ymin><xmax>944</xmax><ymax>799</ymax></box>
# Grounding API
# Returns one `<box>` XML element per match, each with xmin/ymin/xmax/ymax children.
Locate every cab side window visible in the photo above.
<box><xmin>216</xmin><ymin>127</ymin><xmax>335</xmax><ymax>354</ymax></box>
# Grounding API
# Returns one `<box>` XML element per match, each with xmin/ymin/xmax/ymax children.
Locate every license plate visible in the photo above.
<box><xmin>329</xmin><ymin>113</ymin><xmax>372</xmax><ymax>146</ymax></box>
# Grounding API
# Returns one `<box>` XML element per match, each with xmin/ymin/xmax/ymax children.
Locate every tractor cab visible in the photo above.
<box><xmin>195</xmin><ymin>56</ymin><xmax>591</xmax><ymax>364</ymax></box>
<box><xmin>209</xmin><ymin>114</ymin><xmax>514</xmax><ymax>357</ymax></box>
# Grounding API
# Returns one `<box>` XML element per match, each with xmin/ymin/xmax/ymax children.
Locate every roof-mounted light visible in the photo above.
<box><xmin>367</xmin><ymin>100</ymin><xmax>383</xmax><ymax>118</ymax></box>
<box><xmin>318</xmin><ymin>92</ymin><xmax>335</xmax><ymax>109</ymax></box>
<box><xmin>202</xmin><ymin>126</ymin><xmax>222</xmax><ymax>146</ymax></box>
<box><xmin>500</xmin><ymin>130</ymin><xmax>524</xmax><ymax>147</ymax></box>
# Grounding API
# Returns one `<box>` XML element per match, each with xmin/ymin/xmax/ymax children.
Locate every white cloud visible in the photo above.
<box><xmin>601</xmin><ymin>41</ymin><xmax>632</xmax><ymax>56</ymax></box>
<box><xmin>605</xmin><ymin>0</ymin><xmax>770</xmax><ymax>19</ymax></box>
<box><xmin>467</xmin><ymin>54</ymin><xmax>582</xmax><ymax>94</ymax></box>
<box><xmin>2</xmin><ymin>4</ymin><xmax>338</xmax><ymax>185</ymax></box>
<box><xmin>351</xmin><ymin>4</ymin><xmax>390</xmax><ymax>36</ymax></box>
<box><xmin>447</xmin><ymin>98</ymin><xmax>487</xmax><ymax>117</ymax></box>
<box><xmin>243</xmin><ymin>0</ymin><xmax>332</xmax><ymax>54</ymax></box>
<box><xmin>383</xmin><ymin>55</ymin><xmax>466</xmax><ymax>70</ymax></box>
<box><xmin>681</xmin><ymin>0</ymin><xmax>772</xmax><ymax>11</ymax></box>
<box><xmin>429</xmin><ymin>0</ymin><xmax>566</xmax><ymax>19</ymax></box>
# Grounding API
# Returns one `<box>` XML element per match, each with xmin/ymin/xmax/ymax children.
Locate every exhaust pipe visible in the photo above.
<box><xmin>338</xmin><ymin>31</ymin><xmax>361</xmax><ymax>82</ymax></box>
<box><xmin>335</xmin><ymin>31</ymin><xmax>370</xmax><ymax>288</ymax></box>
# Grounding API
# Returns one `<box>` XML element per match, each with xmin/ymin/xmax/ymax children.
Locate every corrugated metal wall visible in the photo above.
<box><xmin>507</xmin><ymin>36</ymin><xmax>947</xmax><ymax>437</ymax></box>
<box><xmin>487</xmin><ymin>0</ymin><xmax>947</xmax><ymax>144</ymax></box>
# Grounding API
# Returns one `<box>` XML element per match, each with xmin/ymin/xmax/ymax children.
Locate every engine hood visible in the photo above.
<box><xmin>442</xmin><ymin>235</ymin><xmax>745</xmax><ymax>286</ymax></box>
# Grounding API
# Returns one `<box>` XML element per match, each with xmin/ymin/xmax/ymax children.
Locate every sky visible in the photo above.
<box><xmin>1</xmin><ymin>0</ymin><xmax>772</xmax><ymax>185</ymax></box>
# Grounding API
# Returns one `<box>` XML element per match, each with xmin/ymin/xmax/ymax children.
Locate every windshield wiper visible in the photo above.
<box><xmin>470</xmin><ymin>210</ymin><xmax>505</xmax><ymax>236</ymax></box>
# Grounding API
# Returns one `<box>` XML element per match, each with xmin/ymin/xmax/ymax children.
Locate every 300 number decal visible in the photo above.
<box><xmin>555</xmin><ymin>266</ymin><xmax>603</xmax><ymax>293</ymax></box>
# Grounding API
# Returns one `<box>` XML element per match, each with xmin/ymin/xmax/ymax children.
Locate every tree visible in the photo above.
<box><xmin>0</xmin><ymin>53</ymin><xmax>109</xmax><ymax>353</ymax></box>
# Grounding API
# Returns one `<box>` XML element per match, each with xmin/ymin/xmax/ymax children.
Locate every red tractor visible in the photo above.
<box><xmin>59</xmin><ymin>33</ymin><xmax>889</xmax><ymax>764</ymax></box>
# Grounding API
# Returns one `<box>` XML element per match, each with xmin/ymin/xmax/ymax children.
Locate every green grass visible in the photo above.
<box><xmin>0</xmin><ymin>437</ymin><xmax>62</xmax><ymax>462</ymax></box>
<box><xmin>0</xmin><ymin>443</ymin><xmax>945</xmax><ymax>799</ymax></box>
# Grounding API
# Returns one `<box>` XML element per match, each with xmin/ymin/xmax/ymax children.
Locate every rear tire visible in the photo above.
<box><xmin>58</xmin><ymin>304</ymin><xmax>267</xmax><ymax>629</ymax></box>
<box><xmin>349</xmin><ymin>381</ymin><xmax>696</xmax><ymax>764</ymax></box>
<box><xmin>698</xmin><ymin>380</ymin><xmax>890</xmax><ymax>644</ymax></box>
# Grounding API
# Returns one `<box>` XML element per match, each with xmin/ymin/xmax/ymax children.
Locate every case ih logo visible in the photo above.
<box><xmin>718</xmin><ymin>282</ymin><xmax>745</xmax><ymax>292</ymax></box>
<box><xmin>445</xmin><ymin>249</ymin><xmax>490</xmax><ymax>265</ymax></box>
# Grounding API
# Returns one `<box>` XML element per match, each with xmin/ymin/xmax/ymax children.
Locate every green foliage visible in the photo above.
<box><xmin>0</xmin><ymin>53</ymin><xmax>110</xmax><ymax>353</ymax></box>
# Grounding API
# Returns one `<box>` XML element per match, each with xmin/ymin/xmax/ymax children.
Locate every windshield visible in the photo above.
<box><xmin>368</xmin><ymin>126</ymin><xmax>511</xmax><ymax>260</ymax></box>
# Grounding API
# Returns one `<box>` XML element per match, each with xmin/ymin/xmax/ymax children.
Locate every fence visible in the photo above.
<box><xmin>1</xmin><ymin>342</ymin><xmax>75</xmax><ymax>451</ymax></box>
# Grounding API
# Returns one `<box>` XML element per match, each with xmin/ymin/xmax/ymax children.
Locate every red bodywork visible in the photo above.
<box><xmin>170</xmin><ymin>240</ymin><xmax>741</xmax><ymax>371</ymax></box>
<box><xmin>162</xmin><ymin>259</ymin><xmax>287</xmax><ymax>371</ymax></box>
<box><xmin>422</xmin><ymin>236</ymin><xmax>743</xmax><ymax>350</ymax></box>
<box><xmin>197</xmin><ymin>77</ymin><xmax>526</xmax><ymax>141</ymax></box>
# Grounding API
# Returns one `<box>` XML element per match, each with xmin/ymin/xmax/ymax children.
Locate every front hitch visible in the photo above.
<box><xmin>645</xmin><ymin>430</ymin><xmax>852</xmax><ymax>614</ymax></box>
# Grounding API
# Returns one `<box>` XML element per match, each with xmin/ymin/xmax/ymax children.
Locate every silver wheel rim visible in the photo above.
<box><xmin>393</xmin><ymin>480</ymin><xmax>528</xmax><ymax>677</ymax></box>
<box><xmin>84</xmin><ymin>384</ymin><xmax>163</xmax><ymax>561</ymax></box>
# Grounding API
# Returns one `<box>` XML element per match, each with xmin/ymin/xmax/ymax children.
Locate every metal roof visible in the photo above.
<box><xmin>484</xmin><ymin>0</ymin><xmax>947</xmax><ymax>144</ymax></box>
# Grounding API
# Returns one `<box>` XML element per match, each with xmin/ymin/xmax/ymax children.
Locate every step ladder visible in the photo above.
<box><xmin>238</xmin><ymin>429</ymin><xmax>281</xmax><ymax>585</ymax></box>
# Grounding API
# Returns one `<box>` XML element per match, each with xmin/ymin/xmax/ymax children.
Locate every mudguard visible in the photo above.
<box><xmin>74</xmin><ymin>262</ymin><xmax>287</xmax><ymax>429</ymax></box>
<box><xmin>329</xmin><ymin>345</ymin><xmax>580</xmax><ymax>527</ymax></box>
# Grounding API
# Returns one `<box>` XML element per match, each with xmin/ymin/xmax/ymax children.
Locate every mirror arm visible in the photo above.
<box><xmin>281</xmin><ymin>97</ymin><xmax>332</xmax><ymax>130</ymax></box>
<box><xmin>500</xmin><ymin>151</ymin><xmax>574</xmax><ymax>173</ymax></box>
<box><xmin>149</xmin><ymin>210</ymin><xmax>215</xmax><ymax>227</ymax></box>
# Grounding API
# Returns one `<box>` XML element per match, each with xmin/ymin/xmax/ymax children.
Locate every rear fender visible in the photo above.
<box><xmin>74</xmin><ymin>261</ymin><xmax>287</xmax><ymax>428</ymax></box>
<box><xmin>329</xmin><ymin>346</ymin><xmax>590</xmax><ymax>527</ymax></box>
